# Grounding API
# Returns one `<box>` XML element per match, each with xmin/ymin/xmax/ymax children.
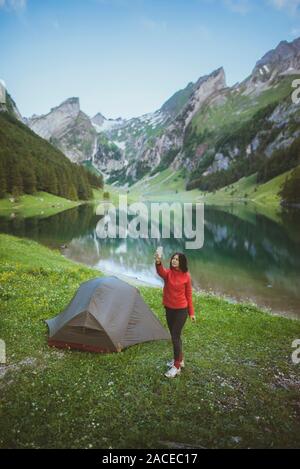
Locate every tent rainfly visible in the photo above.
<box><xmin>46</xmin><ymin>276</ymin><xmax>170</xmax><ymax>353</ymax></box>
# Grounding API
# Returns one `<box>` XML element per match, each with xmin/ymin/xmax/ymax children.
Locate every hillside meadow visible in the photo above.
<box><xmin>0</xmin><ymin>234</ymin><xmax>300</xmax><ymax>448</ymax></box>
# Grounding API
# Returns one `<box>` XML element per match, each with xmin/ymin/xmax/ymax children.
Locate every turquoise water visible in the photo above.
<box><xmin>1</xmin><ymin>202</ymin><xmax>300</xmax><ymax>319</ymax></box>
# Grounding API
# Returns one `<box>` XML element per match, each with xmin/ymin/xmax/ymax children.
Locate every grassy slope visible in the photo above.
<box><xmin>0</xmin><ymin>167</ymin><xmax>289</xmax><ymax>219</ymax></box>
<box><xmin>128</xmin><ymin>168</ymin><xmax>291</xmax><ymax>204</ymax></box>
<box><xmin>123</xmin><ymin>76</ymin><xmax>299</xmax><ymax>207</ymax></box>
<box><xmin>0</xmin><ymin>188</ymin><xmax>110</xmax><ymax>218</ymax></box>
<box><xmin>126</xmin><ymin>167</ymin><xmax>297</xmax><ymax>225</ymax></box>
<box><xmin>0</xmin><ymin>183</ymin><xmax>137</xmax><ymax>220</ymax></box>
<box><xmin>0</xmin><ymin>191</ymin><xmax>81</xmax><ymax>218</ymax></box>
<box><xmin>192</xmin><ymin>74</ymin><xmax>296</xmax><ymax>138</ymax></box>
<box><xmin>0</xmin><ymin>233</ymin><xmax>300</xmax><ymax>449</ymax></box>
<box><xmin>128</xmin><ymin>169</ymin><xmax>199</xmax><ymax>202</ymax></box>
<box><xmin>196</xmin><ymin>169</ymin><xmax>296</xmax><ymax>223</ymax></box>
<box><xmin>199</xmin><ymin>170</ymin><xmax>293</xmax><ymax>206</ymax></box>
<box><xmin>103</xmin><ymin>183</ymin><xmax>139</xmax><ymax>205</ymax></box>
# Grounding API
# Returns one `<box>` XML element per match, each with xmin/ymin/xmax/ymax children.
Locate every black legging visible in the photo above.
<box><xmin>165</xmin><ymin>307</ymin><xmax>188</xmax><ymax>361</ymax></box>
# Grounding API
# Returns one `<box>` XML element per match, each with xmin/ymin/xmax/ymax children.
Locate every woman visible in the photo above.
<box><xmin>155</xmin><ymin>251</ymin><xmax>196</xmax><ymax>378</ymax></box>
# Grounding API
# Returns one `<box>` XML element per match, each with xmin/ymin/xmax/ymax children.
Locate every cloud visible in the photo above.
<box><xmin>222</xmin><ymin>0</ymin><xmax>251</xmax><ymax>15</ymax></box>
<box><xmin>267</xmin><ymin>0</ymin><xmax>300</xmax><ymax>14</ymax></box>
<box><xmin>202</xmin><ymin>0</ymin><xmax>300</xmax><ymax>16</ymax></box>
<box><xmin>0</xmin><ymin>0</ymin><xmax>27</xmax><ymax>11</ymax></box>
<box><xmin>10</xmin><ymin>0</ymin><xmax>26</xmax><ymax>10</ymax></box>
<box><xmin>198</xmin><ymin>0</ymin><xmax>252</xmax><ymax>15</ymax></box>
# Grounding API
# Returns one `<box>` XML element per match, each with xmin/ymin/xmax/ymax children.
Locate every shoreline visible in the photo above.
<box><xmin>97</xmin><ymin>265</ymin><xmax>300</xmax><ymax>321</ymax></box>
<box><xmin>96</xmin><ymin>266</ymin><xmax>160</xmax><ymax>288</ymax></box>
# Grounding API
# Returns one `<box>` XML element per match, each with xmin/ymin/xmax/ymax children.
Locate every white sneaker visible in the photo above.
<box><xmin>166</xmin><ymin>359</ymin><xmax>185</xmax><ymax>368</ymax></box>
<box><xmin>164</xmin><ymin>366</ymin><xmax>181</xmax><ymax>378</ymax></box>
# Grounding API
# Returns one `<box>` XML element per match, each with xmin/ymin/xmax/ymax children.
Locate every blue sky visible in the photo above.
<box><xmin>1</xmin><ymin>0</ymin><xmax>300</xmax><ymax>119</ymax></box>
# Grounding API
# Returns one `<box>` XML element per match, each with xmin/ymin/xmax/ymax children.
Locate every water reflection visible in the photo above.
<box><xmin>1</xmin><ymin>203</ymin><xmax>300</xmax><ymax>319</ymax></box>
<box><xmin>0</xmin><ymin>205</ymin><xmax>97</xmax><ymax>248</ymax></box>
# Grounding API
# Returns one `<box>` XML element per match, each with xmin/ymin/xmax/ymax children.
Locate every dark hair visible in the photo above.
<box><xmin>170</xmin><ymin>252</ymin><xmax>188</xmax><ymax>273</ymax></box>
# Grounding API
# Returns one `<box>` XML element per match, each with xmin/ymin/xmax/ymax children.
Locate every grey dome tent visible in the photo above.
<box><xmin>46</xmin><ymin>276</ymin><xmax>170</xmax><ymax>353</ymax></box>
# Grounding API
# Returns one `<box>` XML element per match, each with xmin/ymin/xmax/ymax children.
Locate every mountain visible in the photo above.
<box><xmin>26</xmin><ymin>97</ymin><xmax>97</xmax><ymax>163</ymax></box>
<box><xmin>233</xmin><ymin>38</ymin><xmax>300</xmax><ymax>99</ymax></box>
<box><xmin>105</xmin><ymin>66</ymin><xmax>229</xmax><ymax>184</ymax></box>
<box><xmin>184</xmin><ymin>37</ymin><xmax>300</xmax><ymax>191</ymax></box>
<box><xmin>0</xmin><ymin>91</ymin><xmax>103</xmax><ymax>201</ymax></box>
<box><xmin>26</xmin><ymin>98</ymin><xmax>124</xmax><ymax>176</ymax></box>
<box><xmin>0</xmin><ymin>86</ymin><xmax>23</xmax><ymax>121</ymax></box>
<box><xmin>91</xmin><ymin>113</ymin><xmax>125</xmax><ymax>132</ymax></box>
<box><xmin>22</xmin><ymin>36</ymin><xmax>300</xmax><ymax>193</ymax></box>
<box><xmin>160</xmin><ymin>81</ymin><xmax>195</xmax><ymax>118</ymax></box>
<box><xmin>107</xmin><ymin>37</ymin><xmax>300</xmax><ymax>190</ymax></box>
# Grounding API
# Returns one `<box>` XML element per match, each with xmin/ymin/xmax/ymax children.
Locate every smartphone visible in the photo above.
<box><xmin>156</xmin><ymin>246</ymin><xmax>163</xmax><ymax>257</ymax></box>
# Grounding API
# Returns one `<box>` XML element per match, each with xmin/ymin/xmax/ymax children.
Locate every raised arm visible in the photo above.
<box><xmin>155</xmin><ymin>254</ymin><xmax>169</xmax><ymax>280</ymax></box>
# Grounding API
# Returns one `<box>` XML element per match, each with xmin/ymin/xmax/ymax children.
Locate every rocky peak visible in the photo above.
<box><xmin>178</xmin><ymin>66</ymin><xmax>227</xmax><ymax>128</ymax></box>
<box><xmin>160</xmin><ymin>81</ymin><xmax>195</xmax><ymax>119</ymax></box>
<box><xmin>0</xmin><ymin>85</ymin><xmax>23</xmax><ymax>121</ymax></box>
<box><xmin>252</xmin><ymin>37</ymin><xmax>300</xmax><ymax>82</ymax></box>
<box><xmin>91</xmin><ymin>113</ymin><xmax>127</xmax><ymax>133</ymax></box>
<box><xmin>27</xmin><ymin>97</ymin><xmax>82</xmax><ymax>140</ymax></box>
<box><xmin>240</xmin><ymin>37</ymin><xmax>300</xmax><ymax>97</ymax></box>
<box><xmin>256</xmin><ymin>38</ymin><xmax>300</xmax><ymax>69</ymax></box>
<box><xmin>91</xmin><ymin>112</ymin><xmax>106</xmax><ymax>126</ymax></box>
<box><xmin>49</xmin><ymin>97</ymin><xmax>80</xmax><ymax>118</ymax></box>
<box><xmin>194</xmin><ymin>66</ymin><xmax>226</xmax><ymax>88</ymax></box>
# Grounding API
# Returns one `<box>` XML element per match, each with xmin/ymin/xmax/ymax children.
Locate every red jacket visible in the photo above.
<box><xmin>155</xmin><ymin>262</ymin><xmax>195</xmax><ymax>317</ymax></box>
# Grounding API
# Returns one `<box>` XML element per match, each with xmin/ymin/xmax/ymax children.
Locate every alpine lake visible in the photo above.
<box><xmin>1</xmin><ymin>199</ymin><xmax>300</xmax><ymax>320</ymax></box>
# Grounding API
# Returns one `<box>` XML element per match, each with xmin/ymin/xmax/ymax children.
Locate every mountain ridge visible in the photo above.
<box><xmin>6</xmin><ymin>35</ymin><xmax>300</xmax><ymax>195</ymax></box>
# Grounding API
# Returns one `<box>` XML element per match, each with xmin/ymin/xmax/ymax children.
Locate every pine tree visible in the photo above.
<box><xmin>11</xmin><ymin>166</ymin><xmax>23</xmax><ymax>196</ymax></box>
<box><xmin>12</xmin><ymin>186</ymin><xmax>21</xmax><ymax>201</ymax></box>
<box><xmin>280</xmin><ymin>167</ymin><xmax>300</xmax><ymax>205</ymax></box>
<box><xmin>47</xmin><ymin>167</ymin><xmax>59</xmax><ymax>195</ymax></box>
<box><xmin>77</xmin><ymin>174</ymin><xmax>89</xmax><ymax>200</ymax></box>
<box><xmin>68</xmin><ymin>183</ymin><xmax>78</xmax><ymax>201</ymax></box>
<box><xmin>35</xmin><ymin>164</ymin><xmax>44</xmax><ymax>191</ymax></box>
<box><xmin>22</xmin><ymin>166</ymin><xmax>37</xmax><ymax>194</ymax></box>
<box><xmin>76</xmin><ymin>168</ymin><xmax>91</xmax><ymax>200</ymax></box>
<box><xmin>58</xmin><ymin>171</ymin><xmax>69</xmax><ymax>199</ymax></box>
<box><xmin>0</xmin><ymin>160</ymin><xmax>7</xmax><ymax>198</ymax></box>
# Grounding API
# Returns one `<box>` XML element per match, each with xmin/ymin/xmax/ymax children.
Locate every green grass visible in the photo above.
<box><xmin>195</xmin><ymin>169</ymin><xmax>296</xmax><ymax>224</ymax></box>
<box><xmin>91</xmin><ymin>188</ymin><xmax>104</xmax><ymax>202</ymax></box>
<box><xmin>127</xmin><ymin>168</ymin><xmax>294</xmax><ymax>225</ymax></box>
<box><xmin>0</xmin><ymin>233</ymin><xmax>300</xmax><ymax>449</ymax></box>
<box><xmin>0</xmin><ymin>191</ymin><xmax>82</xmax><ymax>218</ymax></box>
<box><xmin>0</xmin><ymin>188</ymin><xmax>120</xmax><ymax>219</ymax></box>
<box><xmin>250</xmin><ymin>171</ymin><xmax>292</xmax><ymax>205</ymax></box>
<box><xmin>102</xmin><ymin>183</ymin><xmax>141</xmax><ymax>205</ymax></box>
<box><xmin>199</xmin><ymin>170</ymin><xmax>292</xmax><ymax>206</ymax></box>
<box><xmin>91</xmin><ymin>187</ymin><xmax>126</xmax><ymax>206</ymax></box>
<box><xmin>192</xmin><ymin>74</ymin><xmax>297</xmax><ymax>138</ymax></box>
<box><xmin>128</xmin><ymin>169</ymin><xmax>200</xmax><ymax>202</ymax></box>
